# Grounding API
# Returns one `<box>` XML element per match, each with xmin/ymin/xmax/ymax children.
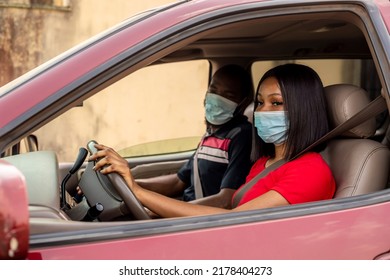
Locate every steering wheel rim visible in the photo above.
<box><xmin>105</xmin><ymin>171</ymin><xmax>150</xmax><ymax>220</ymax></box>
<box><xmin>81</xmin><ymin>140</ymin><xmax>150</xmax><ymax>220</ymax></box>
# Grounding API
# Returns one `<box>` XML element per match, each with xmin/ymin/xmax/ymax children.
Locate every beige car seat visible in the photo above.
<box><xmin>321</xmin><ymin>84</ymin><xmax>390</xmax><ymax>198</ymax></box>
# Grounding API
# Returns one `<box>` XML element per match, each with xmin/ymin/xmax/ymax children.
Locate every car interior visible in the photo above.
<box><xmin>2</xmin><ymin>6</ymin><xmax>390</xmax><ymax>236</ymax></box>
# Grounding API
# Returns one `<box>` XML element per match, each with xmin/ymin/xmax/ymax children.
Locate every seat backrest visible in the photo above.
<box><xmin>321</xmin><ymin>84</ymin><xmax>390</xmax><ymax>198</ymax></box>
<box><xmin>3</xmin><ymin>151</ymin><xmax>69</xmax><ymax>220</ymax></box>
<box><xmin>243</xmin><ymin>101</ymin><xmax>255</xmax><ymax>124</ymax></box>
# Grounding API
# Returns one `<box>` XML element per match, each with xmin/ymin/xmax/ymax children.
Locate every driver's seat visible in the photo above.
<box><xmin>320</xmin><ymin>84</ymin><xmax>390</xmax><ymax>198</ymax></box>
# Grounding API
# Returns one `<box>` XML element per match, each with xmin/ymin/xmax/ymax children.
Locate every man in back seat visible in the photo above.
<box><xmin>136</xmin><ymin>64</ymin><xmax>254</xmax><ymax>209</ymax></box>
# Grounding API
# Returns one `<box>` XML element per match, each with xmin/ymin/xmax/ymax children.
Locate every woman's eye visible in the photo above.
<box><xmin>272</xmin><ymin>101</ymin><xmax>283</xmax><ymax>106</ymax></box>
<box><xmin>256</xmin><ymin>101</ymin><xmax>264</xmax><ymax>106</ymax></box>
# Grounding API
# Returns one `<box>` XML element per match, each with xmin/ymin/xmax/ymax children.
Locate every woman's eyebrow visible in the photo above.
<box><xmin>257</xmin><ymin>92</ymin><xmax>282</xmax><ymax>97</ymax></box>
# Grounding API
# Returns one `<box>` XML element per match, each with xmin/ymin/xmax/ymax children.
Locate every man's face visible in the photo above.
<box><xmin>207</xmin><ymin>73</ymin><xmax>242</xmax><ymax>104</ymax></box>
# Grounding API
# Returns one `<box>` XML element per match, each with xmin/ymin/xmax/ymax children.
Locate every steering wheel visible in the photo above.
<box><xmin>78</xmin><ymin>140</ymin><xmax>150</xmax><ymax>220</ymax></box>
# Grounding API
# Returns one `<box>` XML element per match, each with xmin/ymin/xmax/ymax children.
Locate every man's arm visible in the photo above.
<box><xmin>136</xmin><ymin>173</ymin><xmax>186</xmax><ymax>198</ymax></box>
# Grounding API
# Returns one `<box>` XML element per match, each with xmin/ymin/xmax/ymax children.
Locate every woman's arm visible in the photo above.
<box><xmin>190</xmin><ymin>188</ymin><xmax>236</xmax><ymax>209</ymax></box>
<box><xmin>90</xmin><ymin>144</ymin><xmax>229</xmax><ymax>217</ymax></box>
<box><xmin>90</xmin><ymin>144</ymin><xmax>289</xmax><ymax>218</ymax></box>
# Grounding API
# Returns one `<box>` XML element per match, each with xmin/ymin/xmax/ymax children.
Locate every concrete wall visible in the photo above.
<box><xmin>0</xmin><ymin>0</ymin><xmax>178</xmax><ymax>84</ymax></box>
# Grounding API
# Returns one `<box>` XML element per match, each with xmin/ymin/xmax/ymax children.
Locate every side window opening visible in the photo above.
<box><xmin>33</xmin><ymin>60</ymin><xmax>210</xmax><ymax>162</ymax></box>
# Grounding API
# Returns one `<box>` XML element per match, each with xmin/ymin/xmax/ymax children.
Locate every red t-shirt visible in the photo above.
<box><xmin>234</xmin><ymin>152</ymin><xmax>336</xmax><ymax>206</ymax></box>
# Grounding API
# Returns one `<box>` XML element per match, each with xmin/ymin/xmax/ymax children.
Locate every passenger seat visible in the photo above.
<box><xmin>321</xmin><ymin>84</ymin><xmax>390</xmax><ymax>198</ymax></box>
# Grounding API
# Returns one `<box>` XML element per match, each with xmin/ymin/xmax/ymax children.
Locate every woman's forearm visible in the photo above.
<box><xmin>133</xmin><ymin>183</ymin><xmax>230</xmax><ymax>218</ymax></box>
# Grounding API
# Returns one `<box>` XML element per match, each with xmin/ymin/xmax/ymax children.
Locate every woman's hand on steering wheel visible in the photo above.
<box><xmin>89</xmin><ymin>143</ymin><xmax>137</xmax><ymax>192</ymax></box>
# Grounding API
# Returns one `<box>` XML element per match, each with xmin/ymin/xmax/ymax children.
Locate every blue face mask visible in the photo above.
<box><xmin>205</xmin><ymin>93</ymin><xmax>238</xmax><ymax>125</ymax></box>
<box><xmin>254</xmin><ymin>111</ymin><xmax>288</xmax><ymax>144</ymax></box>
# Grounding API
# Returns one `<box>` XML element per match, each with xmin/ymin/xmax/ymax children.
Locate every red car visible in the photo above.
<box><xmin>1</xmin><ymin>0</ymin><xmax>390</xmax><ymax>260</ymax></box>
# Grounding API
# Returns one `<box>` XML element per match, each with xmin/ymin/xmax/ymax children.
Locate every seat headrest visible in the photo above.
<box><xmin>324</xmin><ymin>84</ymin><xmax>376</xmax><ymax>138</ymax></box>
<box><xmin>243</xmin><ymin>102</ymin><xmax>255</xmax><ymax>124</ymax></box>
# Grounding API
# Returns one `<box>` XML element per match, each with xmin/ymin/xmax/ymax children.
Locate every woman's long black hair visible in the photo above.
<box><xmin>255</xmin><ymin>63</ymin><xmax>329</xmax><ymax>160</ymax></box>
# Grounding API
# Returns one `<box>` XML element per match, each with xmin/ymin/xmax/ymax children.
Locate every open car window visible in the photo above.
<box><xmin>33</xmin><ymin>60</ymin><xmax>209</xmax><ymax>162</ymax></box>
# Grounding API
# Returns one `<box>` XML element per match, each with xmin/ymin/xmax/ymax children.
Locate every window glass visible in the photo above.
<box><xmin>34</xmin><ymin>60</ymin><xmax>209</xmax><ymax>161</ymax></box>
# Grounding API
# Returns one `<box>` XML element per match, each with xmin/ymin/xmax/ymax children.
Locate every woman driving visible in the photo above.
<box><xmin>89</xmin><ymin>64</ymin><xmax>336</xmax><ymax>218</ymax></box>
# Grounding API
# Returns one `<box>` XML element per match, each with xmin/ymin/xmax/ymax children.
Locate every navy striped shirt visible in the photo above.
<box><xmin>178</xmin><ymin>115</ymin><xmax>252</xmax><ymax>201</ymax></box>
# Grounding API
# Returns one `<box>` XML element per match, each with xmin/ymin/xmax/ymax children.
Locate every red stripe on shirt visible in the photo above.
<box><xmin>202</xmin><ymin>137</ymin><xmax>231</xmax><ymax>152</ymax></box>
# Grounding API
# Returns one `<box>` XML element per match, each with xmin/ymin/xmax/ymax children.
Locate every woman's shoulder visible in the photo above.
<box><xmin>297</xmin><ymin>152</ymin><xmax>324</xmax><ymax>161</ymax></box>
<box><xmin>284</xmin><ymin>152</ymin><xmax>330</xmax><ymax>172</ymax></box>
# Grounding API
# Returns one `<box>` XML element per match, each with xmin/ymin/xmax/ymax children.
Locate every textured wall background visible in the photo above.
<box><xmin>0</xmin><ymin>0</ymin><xmax>178</xmax><ymax>85</ymax></box>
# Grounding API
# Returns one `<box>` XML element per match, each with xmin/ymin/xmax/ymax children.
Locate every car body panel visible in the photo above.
<box><xmin>0</xmin><ymin>0</ymin><xmax>389</xmax><ymax>260</ymax></box>
<box><xmin>378</xmin><ymin>0</ymin><xmax>390</xmax><ymax>31</ymax></box>
<box><xmin>28</xmin><ymin>199</ymin><xmax>390</xmax><ymax>260</ymax></box>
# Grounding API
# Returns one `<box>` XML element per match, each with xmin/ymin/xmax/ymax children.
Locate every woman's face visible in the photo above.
<box><xmin>256</xmin><ymin>77</ymin><xmax>284</xmax><ymax>112</ymax></box>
